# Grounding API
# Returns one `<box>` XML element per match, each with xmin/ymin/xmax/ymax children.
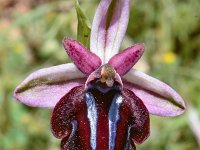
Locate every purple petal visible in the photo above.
<box><xmin>14</xmin><ymin>63</ymin><xmax>86</xmax><ymax>108</ymax></box>
<box><xmin>90</xmin><ymin>0</ymin><xmax>130</xmax><ymax>63</ymax></box>
<box><xmin>123</xmin><ymin>69</ymin><xmax>186</xmax><ymax>116</ymax></box>
<box><xmin>63</xmin><ymin>38</ymin><xmax>102</xmax><ymax>75</ymax></box>
<box><xmin>109</xmin><ymin>44</ymin><xmax>145</xmax><ymax>76</ymax></box>
<box><xmin>122</xmin><ymin>88</ymin><xmax>150</xmax><ymax>144</ymax></box>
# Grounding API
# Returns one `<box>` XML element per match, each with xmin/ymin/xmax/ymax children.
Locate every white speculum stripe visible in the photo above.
<box><xmin>108</xmin><ymin>95</ymin><xmax>123</xmax><ymax>150</ymax></box>
<box><xmin>70</xmin><ymin>120</ymin><xmax>77</xmax><ymax>139</ymax></box>
<box><xmin>125</xmin><ymin>126</ymin><xmax>131</xmax><ymax>149</ymax></box>
<box><xmin>85</xmin><ymin>92</ymin><xmax>98</xmax><ymax>150</ymax></box>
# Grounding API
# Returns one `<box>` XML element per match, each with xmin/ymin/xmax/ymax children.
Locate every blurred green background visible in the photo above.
<box><xmin>0</xmin><ymin>0</ymin><xmax>200</xmax><ymax>150</ymax></box>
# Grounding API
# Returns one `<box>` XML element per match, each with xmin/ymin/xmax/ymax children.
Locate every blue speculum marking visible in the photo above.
<box><xmin>108</xmin><ymin>94</ymin><xmax>123</xmax><ymax>150</ymax></box>
<box><xmin>70</xmin><ymin>120</ymin><xmax>77</xmax><ymax>138</ymax></box>
<box><xmin>125</xmin><ymin>126</ymin><xmax>131</xmax><ymax>149</ymax></box>
<box><xmin>85</xmin><ymin>92</ymin><xmax>98</xmax><ymax>150</ymax></box>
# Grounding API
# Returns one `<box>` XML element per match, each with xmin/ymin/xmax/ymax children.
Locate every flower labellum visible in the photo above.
<box><xmin>51</xmin><ymin>63</ymin><xmax>149</xmax><ymax>150</ymax></box>
<box><xmin>14</xmin><ymin>0</ymin><xmax>186</xmax><ymax>149</ymax></box>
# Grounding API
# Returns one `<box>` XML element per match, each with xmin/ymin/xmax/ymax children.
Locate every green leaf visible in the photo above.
<box><xmin>75</xmin><ymin>0</ymin><xmax>91</xmax><ymax>49</ymax></box>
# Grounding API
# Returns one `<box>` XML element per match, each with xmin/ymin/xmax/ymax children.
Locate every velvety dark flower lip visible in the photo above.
<box><xmin>14</xmin><ymin>0</ymin><xmax>186</xmax><ymax>149</ymax></box>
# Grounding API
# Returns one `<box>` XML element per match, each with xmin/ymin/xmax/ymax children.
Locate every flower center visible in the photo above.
<box><xmin>100</xmin><ymin>64</ymin><xmax>116</xmax><ymax>87</ymax></box>
<box><xmin>86</xmin><ymin>63</ymin><xmax>122</xmax><ymax>94</ymax></box>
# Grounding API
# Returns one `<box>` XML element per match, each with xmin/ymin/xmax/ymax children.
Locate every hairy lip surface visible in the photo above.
<box><xmin>51</xmin><ymin>75</ymin><xmax>150</xmax><ymax>150</ymax></box>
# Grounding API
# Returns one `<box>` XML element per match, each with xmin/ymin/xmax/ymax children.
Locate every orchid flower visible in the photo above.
<box><xmin>14</xmin><ymin>0</ymin><xmax>185</xmax><ymax>149</ymax></box>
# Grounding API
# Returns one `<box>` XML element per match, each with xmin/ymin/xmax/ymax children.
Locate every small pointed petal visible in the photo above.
<box><xmin>122</xmin><ymin>88</ymin><xmax>150</xmax><ymax>144</ymax></box>
<box><xmin>63</xmin><ymin>38</ymin><xmax>101</xmax><ymax>75</ymax></box>
<box><xmin>90</xmin><ymin>0</ymin><xmax>130</xmax><ymax>63</ymax></box>
<box><xmin>123</xmin><ymin>69</ymin><xmax>186</xmax><ymax>116</ymax></box>
<box><xmin>14</xmin><ymin>63</ymin><xmax>86</xmax><ymax>108</ymax></box>
<box><xmin>109</xmin><ymin>44</ymin><xmax>145</xmax><ymax>76</ymax></box>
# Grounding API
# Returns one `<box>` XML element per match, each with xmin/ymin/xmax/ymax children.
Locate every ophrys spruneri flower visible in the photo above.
<box><xmin>14</xmin><ymin>0</ymin><xmax>185</xmax><ymax>149</ymax></box>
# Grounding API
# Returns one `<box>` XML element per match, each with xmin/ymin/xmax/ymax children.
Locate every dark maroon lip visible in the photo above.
<box><xmin>51</xmin><ymin>78</ymin><xmax>149</xmax><ymax>150</ymax></box>
<box><xmin>50</xmin><ymin>60</ymin><xmax>149</xmax><ymax>150</ymax></box>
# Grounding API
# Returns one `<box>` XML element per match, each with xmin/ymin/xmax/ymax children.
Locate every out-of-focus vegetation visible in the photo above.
<box><xmin>0</xmin><ymin>0</ymin><xmax>200</xmax><ymax>150</ymax></box>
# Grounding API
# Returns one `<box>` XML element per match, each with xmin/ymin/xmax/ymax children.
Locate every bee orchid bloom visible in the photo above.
<box><xmin>14</xmin><ymin>0</ymin><xmax>185</xmax><ymax>149</ymax></box>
